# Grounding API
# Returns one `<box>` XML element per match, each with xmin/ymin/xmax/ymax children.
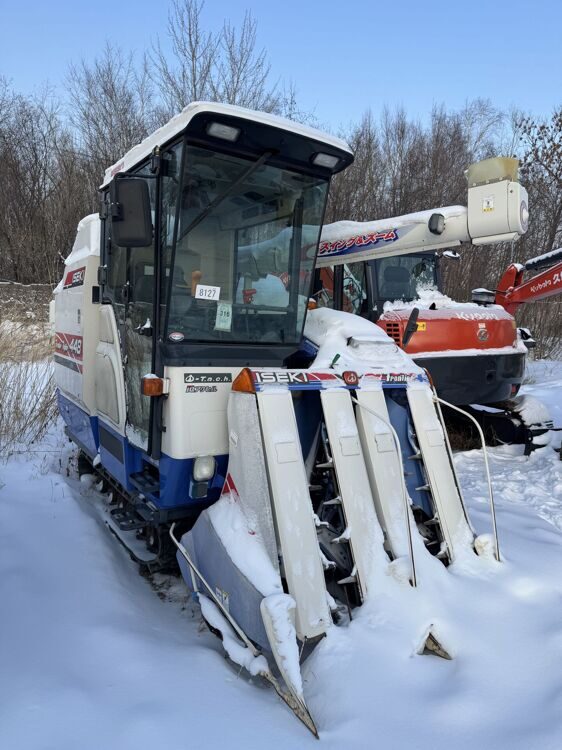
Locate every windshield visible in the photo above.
<box><xmin>164</xmin><ymin>144</ymin><xmax>329</xmax><ymax>345</ymax></box>
<box><xmin>373</xmin><ymin>254</ymin><xmax>438</xmax><ymax>302</ymax></box>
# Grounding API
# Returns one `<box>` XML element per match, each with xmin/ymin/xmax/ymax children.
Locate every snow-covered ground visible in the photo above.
<box><xmin>1</xmin><ymin>361</ymin><xmax>561</xmax><ymax>750</ymax></box>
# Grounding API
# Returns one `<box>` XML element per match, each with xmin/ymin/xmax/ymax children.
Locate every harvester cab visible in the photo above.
<box><xmin>55</xmin><ymin>101</ymin><xmax>352</xmax><ymax>538</ymax></box>
<box><xmin>54</xmin><ymin>104</ymin><xmax>502</xmax><ymax>736</ymax></box>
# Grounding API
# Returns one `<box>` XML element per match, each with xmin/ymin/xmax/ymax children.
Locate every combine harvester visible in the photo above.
<box><xmin>315</xmin><ymin>158</ymin><xmax>557</xmax><ymax>450</ymax></box>
<box><xmin>54</xmin><ymin>103</ymin><xmax>503</xmax><ymax>736</ymax></box>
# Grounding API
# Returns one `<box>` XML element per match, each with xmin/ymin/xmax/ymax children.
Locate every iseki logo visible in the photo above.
<box><xmin>63</xmin><ymin>267</ymin><xmax>86</xmax><ymax>289</ymax></box>
<box><xmin>253</xmin><ymin>371</ymin><xmax>312</xmax><ymax>384</ymax></box>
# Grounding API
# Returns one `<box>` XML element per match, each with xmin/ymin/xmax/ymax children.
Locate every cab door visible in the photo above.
<box><xmin>102</xmin><ymin>173</ymin><xmax>156</xmax><ymax>452</ymax></box>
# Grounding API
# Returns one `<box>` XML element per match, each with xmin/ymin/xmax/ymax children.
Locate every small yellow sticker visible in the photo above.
<box><xmin>416</xmin><ymin>321</ymin><xmax>427</xmax><ymax>331</ymax></box>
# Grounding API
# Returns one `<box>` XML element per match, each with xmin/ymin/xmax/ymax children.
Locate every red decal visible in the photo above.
<box><xmin>342</xmin><ymin>370</ymin><xmax>359</xmax><ymax>386</ymax></box>
<box><xmin>222</xmin><ymin>473</ymin><xmax>239</xmax><ymax>498</ymax></box>
<box><xmin>55</xmin><ymin>332</ymin><xmax>83</xmax><ymax>361</ymax></box>
<box><xmin>63</xmin><ymin>267</ymin><xmax>86</xmax><ymax>289</ymax></box>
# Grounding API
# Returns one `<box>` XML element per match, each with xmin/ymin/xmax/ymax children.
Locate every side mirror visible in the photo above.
<box><xmin>110</xmin><ymin>178</ymin><xmax>153</xmax><ymax>247</ymax></box>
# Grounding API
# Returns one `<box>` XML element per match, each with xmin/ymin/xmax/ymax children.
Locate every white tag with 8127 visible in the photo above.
<box><xmin>195</xmin><ymin>284</ymin><xmax>220</xmax><ymax>301</ymax></box>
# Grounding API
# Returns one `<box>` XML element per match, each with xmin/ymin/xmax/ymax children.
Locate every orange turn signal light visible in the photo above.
<box><xmin>232</xmin><ymin>367</ymin><xmax>256</xmax><ymax>394</ymax></box>
<box><xmin>307</xmin><ymin>298</ymin><xmax>318</xmax><ymax>310</ymax></box>
<box><xmin>141</xmin><ymin>375</ymin><xmax>167</xmax><ymax>397</ymax></box>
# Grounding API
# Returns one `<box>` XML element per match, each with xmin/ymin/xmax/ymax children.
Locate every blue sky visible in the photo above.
<box><xmin>1</xmin><ymin>0</ymin><xmax>560</xmax><ymax>130</ymax></box>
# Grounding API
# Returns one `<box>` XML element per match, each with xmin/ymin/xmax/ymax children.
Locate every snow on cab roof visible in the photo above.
<box><xmin>101</xmin><ymin>101</ymin><xmax>353</xmax><ymax>188</ymax></box>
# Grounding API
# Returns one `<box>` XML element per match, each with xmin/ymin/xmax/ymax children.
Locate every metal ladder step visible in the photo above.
<box><xmin>110</xmin><ymin>506</ymin><xmax>145</xmax><ymax>532</ymax></box>
<box><xmin>129</xmin><ymin>470</ymin><xmax>161</xmax><ymax>496</ymax></box>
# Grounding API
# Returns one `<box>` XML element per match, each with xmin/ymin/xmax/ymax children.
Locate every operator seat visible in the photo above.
<box><xmin>134</xmin><ymin>276</ymin><xmax>153</xmax><ymax>303</ymax></box>
<box><xmin>380</xmin><ymin>265</ymin><xmax>412</xmax><ymax>300</ymax></box>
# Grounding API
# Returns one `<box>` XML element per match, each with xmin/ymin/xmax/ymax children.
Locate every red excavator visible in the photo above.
<box><xmin>495</xmin><ymin>248</ymin><xmax>562</xmax><ymax>315</ymax></box>
<box><xmin>314</xmin><ymin>157</ymin><xmax>560</xmax><ymax>450</ymax></box>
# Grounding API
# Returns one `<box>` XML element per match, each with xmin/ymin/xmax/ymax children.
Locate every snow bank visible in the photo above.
<box><xmin>1</xmin><ymin>361</ymin><xmax>562</xmax><ymax>750</ymax></box>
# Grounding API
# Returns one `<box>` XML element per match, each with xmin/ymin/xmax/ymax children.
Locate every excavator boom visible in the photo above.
<box><xmin>319</xmin><ymin>156</ymin><xmax>528</xmax><ymax>269</ymax></box>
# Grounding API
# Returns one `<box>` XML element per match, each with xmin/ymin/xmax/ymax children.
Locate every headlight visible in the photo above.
<box><xmin>193</xmin><ymin>455</ymin><xmax>216</xmax><ymax>482</ymax></box>
<box><xmin>206</xmin><ymin>122</ymin><xmax>240</xmax><ymax>142</ymax></box>
<box><xmin>312</xmin><ymin>152</ymin><xmax>339</xmax><ymax>169</ymax></box>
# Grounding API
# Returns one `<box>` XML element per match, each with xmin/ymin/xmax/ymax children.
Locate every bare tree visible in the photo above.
<box><xmin>513</xmin><ymin>108</ymin><xmax>562</xmax><ymax>356</ymax></box>
<box><xmin>149</xmin><ymin>0</ymin><xmax>294</xmax><ymax>120</ymax></box>
<box><xmin>327</xmin><ymin>104</ymin><xmax>474</xmax><ymax>223</ymax></box>
<box><xmin>67</xmin><ymin>42</ymin><xmax>155</xmax><ymax>190</ymax></box>
<box><xmin>0</xmin><ymin>86</ymin><xmax>85</xmax><ymax>284</ymax></box>
<box><xmin>210</xmin><ymin>12</ymin><xmax>280</xmax><ymax>111</ymax></box>
<box><xmin>519</xmin><ymin>107</ymin><xmax>562</xmax><ymax>253</ymax></box>
<box><xmin>150</xmin><ymin>0</ymin><xmax>217</xmax><ymax>119</ymax></box>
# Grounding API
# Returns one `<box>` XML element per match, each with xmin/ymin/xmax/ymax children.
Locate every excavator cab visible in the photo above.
<box><xmin>314</xmin><ymin>251</ymin><xmax>439</xmax><ymax>320</ymax></box>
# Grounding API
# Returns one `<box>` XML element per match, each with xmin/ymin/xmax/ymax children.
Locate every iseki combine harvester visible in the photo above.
<box><xmin>53</xmin><ymin>103</ymin><xmax>531</xmax><ymax>735</ymax></box>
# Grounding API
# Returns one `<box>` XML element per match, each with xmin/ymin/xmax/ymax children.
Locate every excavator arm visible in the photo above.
<box><xmin>495</xmin><ymin>248</ymin><xmax>562</xmax><ymax>315</ymax></box>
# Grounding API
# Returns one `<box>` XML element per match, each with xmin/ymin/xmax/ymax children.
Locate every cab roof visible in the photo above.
<box><xmin>101</xmin><ymin>101</ymin><xmax>353</xmax><ymax>188</ymax></box>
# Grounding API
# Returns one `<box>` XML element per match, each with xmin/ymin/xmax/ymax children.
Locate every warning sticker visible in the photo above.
<box><xmin>482</xmin><ymin>196</ymin><xmax>495</xmax><ymax>213</ymax></box>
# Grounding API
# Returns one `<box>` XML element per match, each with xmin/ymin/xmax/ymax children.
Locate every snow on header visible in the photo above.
<box><xmin>305</xmin><ymin>307</ymin><xmax>424</xmax><ymax>375</ymax></box>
